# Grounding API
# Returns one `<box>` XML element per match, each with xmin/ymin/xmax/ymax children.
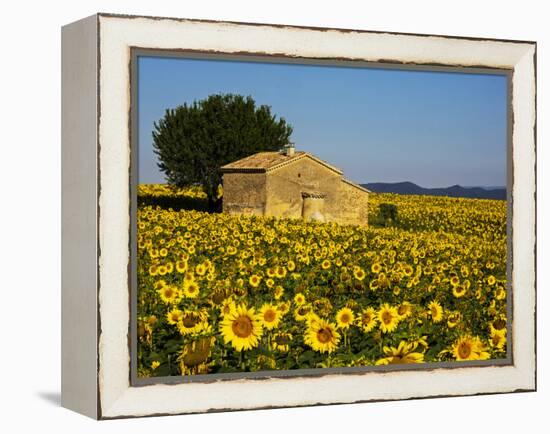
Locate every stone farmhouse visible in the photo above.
<box><xmin>220</xmin><ymin>145</ymin><xmax>369</xmax><ymax>226</ymax></box>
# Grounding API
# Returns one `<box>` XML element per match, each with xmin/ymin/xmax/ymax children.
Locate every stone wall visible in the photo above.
<box><xmin>264</xmin><ymin>157</ymin><xmax>341</xmax><ymax>219</ymax></box>
<box><xmin>222</xmin><ymin>156</ymin><xmax>369</xmax><ymax>226</ymax></box>
<box><xmin>221</xmin><ymin>172</ymin><xmax>267</xmax><ymax>216</ymax></box>
<box><xmin>333</xmin><ymin>180</ymin><xmax>369</xmax><ymax>226</ymax></box>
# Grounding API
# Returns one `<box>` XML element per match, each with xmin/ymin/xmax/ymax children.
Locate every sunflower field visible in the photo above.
<box><xmin>136</xmin><ymin>184</ymin><xmax>508</xmax><ymax>378</ymax></box>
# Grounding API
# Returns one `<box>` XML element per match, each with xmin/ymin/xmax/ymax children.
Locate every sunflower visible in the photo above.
<box><xmin>249</xmin><ymin>274</ymin><xmax>262</xmax><ymax>288</ymax></box>
<box><xmin>294</xmin><ymin>292</ymin><xmax>306</xmax><ymax>306</ymax></box>
<box><xmin>452</xmin><ymin>336</ymin><xmax>490</xmax><ymax>361</ymax></box>
<box><xmin>321</xmin><ymin>259</ymin><xmax>331</xmax><ymax>270</ymax></box>
<box><xmin>273</xmin><ymin>285</ymin><xmax>284</xmax><ymax>300</ymax></box>
<box><xmin>490</xmin><ymin>318</ymin><xmax>507</xmax><ymax>335</ymax></box>
<box><xmin>306</xmin><ymin>312</ymin><xmax>322</xmax><ymax>328</ymax></box>
<box><xmin>259</xmin><ymin>303</ymin><xmax>282</xmax><ymax>329</ymax></box>
<box><xmin>397</xmin><ymin>302</ymin><xmax>413</xmax><ymax>319</ymax></box>
<box><xmin>371</xmin><ymin>262</ymin><xmax>382</xmax><ymax>274</ymax></box>
<box><xmin>495</xmin><ymin>285</ymin><xmax>506</xmax><ymax>300</ymax></box>
<box><xmin>194</xmin><ymin>263</ymin><xmax>207</xmax><ymax>276</ymax></box>
<box><xmin>175</xmin><ymin>260</ymin><xmax>188</xmax><ymax>273</ymax></box>
<box><xmin>446</xmin><ymin>311</ymin><xmax>461</xmax><ymax>328</ymax></box>
<box><xmin>177</xmin><ymin>311</ymin><xmax>208</xmax><ymax>336</ymax></box>
<box><xmin>183</xmin><ymin>280</ymin><xmax>200</xmax><ymax>298</ymax></box>
<box><xmin>157</xmin><ymin>284</ymin><xmax>181</xmax><ymax>304</ymax></box>
<box><xmin>220</xmin><ymin>304</ymin><xmax>263</xmax><ymax>352</ymax></box>
<box><xmin>287</xmin><ymin>260</ymin><xmax>296</xmax><ymax>271</ymax></box>
<box><xmin>375</xmin><ymin>341</ymin><xmax>425</xmax><ymax>365</ymax></box>
<box><xmin>450</xmin><ymin>275</ymin><xmax>460</xmax><ymax>287</ymax></box>
<box><xmin>452</xmin><ymin>284</ymin><xmax>467</xmax><ymax>298</ymax></box>
<box><xmin>277</xmin><ymin>301</ymin><xmax>291</xmax><ymax>314</ymax></box>
<box><xmin>183</xmin><ymin>272</ymin><xmax>195</xmax><ymax>283</ymax></box>
<box><xmin>272</xmin><ymin>332</ymin><xmax>293</xmax><ymax>352</ymax></box>
<box><xmin>294</xmin><ymin>304</ymin><xmax>312</xmax><ymax>321</ymax></box>
<box><xmin>305</xmin><ymin>318</ymin><xmax>340</xmax><ymax>353</ymax></box>
<box><xmin>489</xmin><ymin>330</ymin><xmax>506</xmax><ymax>350</ymax></box>
<box><xmin>428</xmin><ymin>300</ymin><xmax>444</xmax><ymax>323</ymax></box>
<box><xmin>313</xmin><ymin>298</ymin><xmax>333</xmax><ymax>317</ymax></box>
<box><xmin>275</xmin><ymin>266</ymin><xmax>287</xmax><ymax>278</ymax></box>
<box><xmin>166</xmin><ymin>308</ymin><xmax>184</xmax><ymax>325</ymax></box>
<box><xmin>377</xmin><ymin>304</ymin><xmax>400</xmax><ymax>333</ymax></box>
<box><xmin>487</xmin><ymin>275</ymin><xmax>496</xmax><ymax>285</ymax></box>
<box><xmin>403</xmin><ymin>264</ymin><xmax>414</xmax><ymax>277</ymax></box>
<box><xmin>335</xmin><ymin>307</ymin><xmax>355</xmax><ymax>330</ymax></box>
<box><xmin>357</xmin><ymin>307</ymin><xmax>378</xmax><ymax>332</ymax></box>
<box><xmin>219</xmin><ymin>298</ymin><xmax>236</xmax><ymax>317</ymax></box>
<box><xmin>353</xmin><ymin>267</ymin><xmax>366</xmax><ymax>281</ymax></box>
<box><xmin>153</xmin><ymin>279</ymin><xmax>166</xmax><ymax>291</ymax></box>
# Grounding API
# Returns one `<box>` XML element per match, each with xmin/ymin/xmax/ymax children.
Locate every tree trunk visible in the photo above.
<box><xmin>207</xmin><ymin>195</ymin><xmax>223</xmax><ymax>213</ymax></box>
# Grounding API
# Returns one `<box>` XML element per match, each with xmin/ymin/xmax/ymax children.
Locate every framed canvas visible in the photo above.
<box><xmin>61</xmin><ymin>13</ymin><xmax>536</xmax><ymax>419</ymax></box>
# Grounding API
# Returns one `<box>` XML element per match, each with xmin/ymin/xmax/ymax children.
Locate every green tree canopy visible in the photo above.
<box><xmin>152</xmin><ymin>93</ymin><xmax>293</xmax><ymax>210</ymax></box>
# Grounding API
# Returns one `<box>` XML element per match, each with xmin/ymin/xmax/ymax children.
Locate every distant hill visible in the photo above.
<box><xmin>362</xmin><ymin>181</ymin><xmax>507</xmax><ymax>200</ymax></box>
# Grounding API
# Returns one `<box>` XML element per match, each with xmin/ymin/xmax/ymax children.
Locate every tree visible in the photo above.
<box><xmin>152</xmin><ymin>93</ymin><xmax>293</xmax><ymax>211</ymax></box>
<box><xmin>379</xmin><ymin>203</ymin><xmax>398</xmax><ymax>226</ymax></box>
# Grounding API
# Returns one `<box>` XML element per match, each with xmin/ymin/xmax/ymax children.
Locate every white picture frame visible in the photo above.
<box><xmin>61</xmin><ymin>13</ymin><xmax>536</xmax><ymax>419</ymax></box>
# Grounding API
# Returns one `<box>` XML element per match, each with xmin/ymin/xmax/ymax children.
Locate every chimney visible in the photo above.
<box><xmin>285</xmin><ymin>142</ymin><xmax>295</xmax><ymax>157</ymax></box>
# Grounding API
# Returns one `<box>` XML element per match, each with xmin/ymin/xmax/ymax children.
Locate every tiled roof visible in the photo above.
<box><xmin>220</xmin><ymin>151</ymin><xmax>343</xmax><ymax>175</ymax></box>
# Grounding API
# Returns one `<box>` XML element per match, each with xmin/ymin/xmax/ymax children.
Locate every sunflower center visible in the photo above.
<box><xmin>298</xmin><ymin>306</ymin><xmax>309</xmax><ymax>315</ymax></box>
<box><xmin>232</xmin><ymin>316</ymin><xmax>253</xmax><ymax>338</ymax></box>
<box><xmin>182</xmin><ymin>315</ymin><xmax>199</xmax><ymax>328</ymax></box>
<box><xmin>362</xmin><ymin>313</ymin><xmax>372</xmax><ymax>324</ymax></box>
<box><xmin>212</xmin><ymin>291</ymin><xmax>225</xmax><ymax>304</ymax></box>
<box><xmin>458</xmin><ymin>342</ymin><xmax>472</xmax><ymax>359</ymax></box>
<box><xmin>493</xmin><ymin>319</ymin><xmax>506</xmax><ymax>330</ymax></box>
<box><xmin>165</xmin><ymin>288</ymin><xmax>174</xmax><ymax>298</ymax></box>
<box><xmin>398</xmin><ymin>306</ymin><xmax>407</xmax><ymax>315</ymax></box>
<box><xmin>264</xmin><ymin>309</ymin><xmax>276</xmax><ymax>322</ymax></box>
<box><xmin>317</xmin><ymin>328</ymin><xmax>332</xmax><ymax>344</ymax></box>
<box><xmin>382</xmin><ymin>311</ymin><xmax>393</xmax><ymax>324</ymax></box>
<box><xmin>275</xmin><ymin>335</ymin><xmax>289</xmax><ymax>345</ymax></box>
<box><xmin>341</xmin><ymin>313</ymin><xmax>351</xmax><ymax>323</ymax></box>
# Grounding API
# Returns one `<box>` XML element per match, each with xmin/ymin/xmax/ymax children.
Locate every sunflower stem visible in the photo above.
<box><xmin>344</xmin><ymin>330</ymin><xmax>347</xmax><ymax>350</ymax></box>
<box><xmin>239</xmin><ymin>350</ymin><xmax>245</xmax><ymax>371</ymax></box>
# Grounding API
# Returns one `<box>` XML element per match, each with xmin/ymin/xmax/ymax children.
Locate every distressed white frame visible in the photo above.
<box><xmin>62</xmin><ymin>13</ymin><xmax>536</xmax><ymax>419</ymax></box>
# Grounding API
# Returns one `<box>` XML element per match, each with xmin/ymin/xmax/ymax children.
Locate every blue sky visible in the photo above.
<box><xmin>138</xmin><ymin>56</ymin><xmax>508</xmax><ymax>188</ymax></box>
